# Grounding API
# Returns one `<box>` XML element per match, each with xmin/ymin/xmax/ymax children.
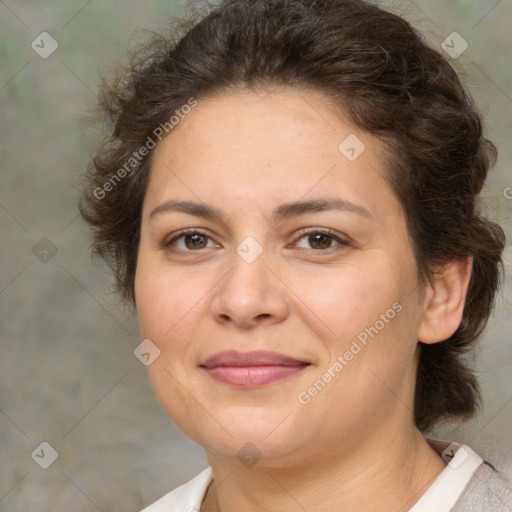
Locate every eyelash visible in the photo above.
<box><xmin>292</xmin><ymin>228</ymin><xmax>351</xmax><ymax>253</ymax></box>
<box><xmin>162</xmin><ymin>228</ymin><xmax>351</xmax><ymax>254</ymax></box>
<box><xmin>162</xmin><ymin>228</ymin><xmax>216</xmax><ymax>252</ymax></box>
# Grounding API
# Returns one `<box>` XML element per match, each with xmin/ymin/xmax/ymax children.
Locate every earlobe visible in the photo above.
<box><xmin>418</xmin><ymin>257</ymin><xmax>473</xmax><ymax>344</ymax></box>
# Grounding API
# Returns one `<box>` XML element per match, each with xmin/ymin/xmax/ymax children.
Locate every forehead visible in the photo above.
<box><xmin>145</xmin><ymin>88</ymin><xmax>396</xmax><ymax>220</ymax></box>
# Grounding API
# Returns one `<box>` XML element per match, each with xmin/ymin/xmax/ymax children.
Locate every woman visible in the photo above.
<box><xmin>79</xmin><ymin>0</ymin><xmax>510</xmax><ymax>510</ymax></box>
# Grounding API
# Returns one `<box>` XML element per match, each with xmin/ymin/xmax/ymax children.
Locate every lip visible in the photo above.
<box><xmin>200</xmin><ymin>350</ymin><xmax>310</xmax><ymax>388</ymax></box>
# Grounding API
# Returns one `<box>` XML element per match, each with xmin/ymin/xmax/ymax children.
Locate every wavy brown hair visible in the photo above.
<box><xmin>79</xmin><ymin>0</ymin><xmax>505</xmax><ymax>430</ymax></box>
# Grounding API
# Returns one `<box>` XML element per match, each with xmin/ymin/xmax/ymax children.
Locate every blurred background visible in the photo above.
<box><xmin>1</xmin><ymin>0</ymin><xmax>511</xmax><ymax>510</ymax></box>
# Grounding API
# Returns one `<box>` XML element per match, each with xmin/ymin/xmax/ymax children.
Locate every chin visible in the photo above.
<box><xmin>182</xmin><ymin>406</ymin><xmax>315</xmax><ymax>464</ymax></box>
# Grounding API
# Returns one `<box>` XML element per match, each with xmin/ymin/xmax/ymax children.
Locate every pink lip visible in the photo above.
<box><xmin>200</xmin><ymin>350</ymin><xmax>310</xmax><ymax>388</ymax></box>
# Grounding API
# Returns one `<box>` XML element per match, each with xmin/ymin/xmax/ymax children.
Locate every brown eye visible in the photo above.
<box><xmin>294</xmin><ymin>230</ymin><xmax>348</xmax><ymax>251</ymax></box>
<box><xmin>184</xmin><ymin>233</ymin><xmax>208</xmax><ymax>249</ymax></box>
<box><xmin>166</xmin><ymin>231</ymin><xmax>217</xmax><ymax>251</ymax></box>
<box><xmin>308</xmin><ymin>233</ymin><xmax>333</xmax><ymax>249</ymax></box>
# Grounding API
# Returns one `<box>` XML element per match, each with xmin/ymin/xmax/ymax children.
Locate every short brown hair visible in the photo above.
<box><xmin>79</xmin><ymin>0</ymin><xmax>505</xmax><ymax>430</ymax></box>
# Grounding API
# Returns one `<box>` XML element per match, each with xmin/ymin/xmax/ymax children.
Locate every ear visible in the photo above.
<box><xmin>418</xmin><ymin>257</ymin><xmax>473</xmax><ymax>344</ymax></box>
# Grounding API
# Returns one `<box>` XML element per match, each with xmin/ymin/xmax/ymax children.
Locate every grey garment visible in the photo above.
<box><xmin>452</xmin><ymin>462</ymin><xmax>512</xmax><ymax>511</ymax></box>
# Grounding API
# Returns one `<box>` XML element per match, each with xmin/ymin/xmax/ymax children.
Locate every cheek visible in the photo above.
<box><xmin>291</xmin><ymin>257</ymin><xmax>421</xmax><ymax>390</ymax></box>
<box><xmin>135</xmin><ymin>256</ymin><xmax>209</xmax><ymax>341</ymax></box>
<box><xmin>134</xmin><ymin>256</ymin><xmax>223</xmax><ymax>399</ymax></box>
<box><xmin>135</xmin><ymin>261</ymin><xmax>209</xmax><ymax>426</ymax></box>
<box><xmin>288</xmin><ymin>259</ymin><xmax>405</xmax><ymax>344</ymax></box>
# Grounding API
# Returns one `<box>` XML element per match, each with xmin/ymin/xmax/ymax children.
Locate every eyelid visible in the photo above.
<box><xmin>161</xmin><ymin>227</ymin><xmax>352</xmax><ymax>253</ymax></box>
<box><xmin>291</xmin><ymin>227</ymin><xmax>352</xmax><ymax>246</ymax></box>
<box><xmin>162</xmin><ymin>228</ymin><xmax>219</xmax><ymax>250</ymax></box>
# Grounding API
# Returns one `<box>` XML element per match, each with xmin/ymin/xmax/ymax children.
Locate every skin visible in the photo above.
<box><xmin>135</xmin><ymin>88</ymin><xmax>472</xmax><ymax>511</ymax></box>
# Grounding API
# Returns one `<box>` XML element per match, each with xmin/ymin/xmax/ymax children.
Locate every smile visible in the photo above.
<box><xmin>200</xmin><ymin>350</ymin><xmax>311</xmax><ymax>388</ymax></box>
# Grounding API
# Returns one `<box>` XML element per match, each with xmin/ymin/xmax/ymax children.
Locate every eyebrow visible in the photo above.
<box><xmin>149</xmin><ymin>197</ymin><xmax>372</xmax><ymax>222</ymax></box>
<box><xmin>273</xmin><ymin>198</ymin><xmax>371</xmax><ymax>221</ymax></box>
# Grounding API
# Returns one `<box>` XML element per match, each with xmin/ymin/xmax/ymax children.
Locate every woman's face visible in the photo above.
<box><xmin>135</xmin><ymin>88</ymin><xmax>426</xmax><ymax>466</ymax></box>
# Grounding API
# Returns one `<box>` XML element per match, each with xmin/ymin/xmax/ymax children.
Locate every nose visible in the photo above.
<box><xmin>210</xmin><ymin>249</ymin><xmax>290</xmax><ymax>329</ymax></box>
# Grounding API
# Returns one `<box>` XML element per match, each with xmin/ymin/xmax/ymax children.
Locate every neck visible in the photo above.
<box><xmin>201</xmin><ymin>422</ymin><xmax>446</xmax><ymax>512</ymax></box>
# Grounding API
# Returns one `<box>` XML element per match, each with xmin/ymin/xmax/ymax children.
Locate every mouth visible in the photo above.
<box><xmin>200</xmin><ymin>350</ymin><xmax>311</xmax><ymax>388</ymax></box>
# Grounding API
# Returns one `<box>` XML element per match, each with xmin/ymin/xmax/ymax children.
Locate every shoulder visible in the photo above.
<box><xmin>452</xmin><ymin>445</ymin><xmax>512</xmax><ymax>512</ymax></box>
<box><xmin>413</xmin><ymin>439</ymin><xmax>512</xmax><ymax>512</ymax></box>
<box><xmin>140</xmin><ymin>467</ymin><xmax>213</xmax><ymax>512</ymax></box>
